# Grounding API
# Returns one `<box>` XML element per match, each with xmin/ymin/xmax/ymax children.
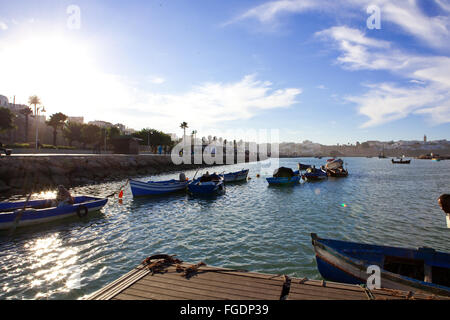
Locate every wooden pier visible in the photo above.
<box><xmin>88</xmin><ymin>255</ymin><xmax>448</xmax><ymax>300</ymax></box>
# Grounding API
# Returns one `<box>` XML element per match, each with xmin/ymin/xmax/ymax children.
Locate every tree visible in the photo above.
<box><xmin>180</xmin><ymin>122</ymin><xmax>188</xmax><ymax>141</ymax></box>
<box><xmin>19</xmin><ymin>107</ymin><xmax>33</xmax><ymax>142</ymax></box>
<box><xmin>63</xmin><ymin>122</ymin><xmax>83</xmax><ymax>146</ymax></box>
<box><xmin>28</xmin><ymin>95</ymin><xmax>41</xmax><ymax>111</ymax></box>
<box><xmin>81</xmin><ymin>124</ymin><xmax>101</xmax><ymax>148</ymax></box>
<box><xmin>0</xmin><ymin>107</ymin><xmax>15</xmax><ymax>133</ymax></box>
<box><xmin>46</xmin><ymin>112</ymin><xmax>68</xmax><ymax>146</ymax></box>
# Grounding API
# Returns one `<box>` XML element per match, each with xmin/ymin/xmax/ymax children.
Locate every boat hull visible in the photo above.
<box><xmin>223</xmin><ymin>169</ymin><xmax>249</xmax><ymax>182</ymax></box>
<box><xmin>129</xmin><ymin>179</ymin><xmax>188</xmax><ymax>197</ymax></box>
<box><xmin>0</xmin><ymin>196</ymin><xmax>108</xmax><ymax>230</ymax></box>
<box><xmin>188</xmin><ymin>179</ymin><xmax>225</xmax><ymax>196</ymax></box>
<box><xmin>266</xmin><ymin>176</ymin><xmax>300</xmax><ymax>185</ymax></box>
<box><xmin>311</xmin><ymin>234</ymin><xmax>450</xmax><ymax>297</ymax></box>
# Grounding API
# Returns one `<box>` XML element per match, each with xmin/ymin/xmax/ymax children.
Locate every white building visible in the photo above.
<box><xmin>68</xmin><ymin>116</ymin><xmax>84</xmax><ymax>124</ymax></box>
<box><xmin>88</xmin><ymin>120</ymin><xmax>113</xmax><ymax>128</ymax></box>
<box><xmin>0</xmin><ymin>95</ymin><xmax>9</xmax><ymax>107</ymax></box>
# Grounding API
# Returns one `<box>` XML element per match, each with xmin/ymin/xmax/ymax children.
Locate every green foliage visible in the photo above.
<box><xmin>132</xmin><ymin>128</ymin><xmax>173</xmax><ymax>146</ymax></box>
<box><xmin>0</xmin><ymin>107</ymin><xmax>16</xmax><ymax>133</ymax></box>
<box><xmin>46</xmin><ymin>112</ymin><xmax>68</xmax><ymax>146</ymax></box>
<box><xmin>63</xmin><ymin>122</ymin><xmax>83</xmax><ymax>146</ymax></box>
<box><xmin>81</xmin><ymin>124</ymin><xmax>102</xmax><ymax>146</ymax></box>
<box><xmin>5</xmin><ymin>143</ymin><xmax>31</xmax><ymax>148</ymax></box>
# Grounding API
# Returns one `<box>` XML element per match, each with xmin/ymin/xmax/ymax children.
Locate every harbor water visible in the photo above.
<box><xmin>0</xmin><ymin>157</ymin><xmax>449</xmax><ymax>299</ymax></box>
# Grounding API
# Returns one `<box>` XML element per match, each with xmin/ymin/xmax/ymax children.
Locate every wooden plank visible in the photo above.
<box><xmin>125</xmin><ymin>283</ymin><xmax>220</xmax><ymax>300</ymax></box>
<box><xmin>137</xmin><ymin>276</ymin><xmax>281</xmax><ymax>300</ymax></box>
<box><xmin>145</xmin><ymin>270</ymin><xmax>284</xmax><ymax>292</ymax></box>
<box><xmin>288</xmin><ymin>283</ymin><xmax>367</xmax><ymax>300</ymax></box>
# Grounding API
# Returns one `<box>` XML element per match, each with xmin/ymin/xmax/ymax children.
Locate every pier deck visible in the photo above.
<box><xmin>88</xmin><ymin>257</ymin><xmax>447</xmax><ymax>300</ymax></box>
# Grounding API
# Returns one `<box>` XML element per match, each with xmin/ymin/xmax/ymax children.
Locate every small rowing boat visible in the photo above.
<box><xmin>223</xmin><ymin>169</ymin><xmax>249</xmax><ymax>183</ymax></box>
<box><xmin>130</xmin><ymin>175</ymin><xmax>189</xmax><ymax>197</ymax></box>
<box><xmin>188</xmin><ymin>173</ymin><xmax>225</xmax><ymax>196</ymax></box>
<box><xmin>267</xmin><ymin>167</ymin><xmax>300</xmax><ymax>186</ymax></box>
<box><xmin>302</xmin><ymin>167</ymin><xmax>327</xmax><ymax>181</ymax></box>
<box><xmin>311</xmin><ymin>233</ymin><xmax>450</xmax><ymax>297</ymax></box>
<box><xmin>391</xmin><ymin>158</ymin><xmax>411</xmax><ymax>164</ymax></box>
<box><xmin>0</xmin><ymin>196</ymin><xmax>108</xmax><ymax>230</ymax></box>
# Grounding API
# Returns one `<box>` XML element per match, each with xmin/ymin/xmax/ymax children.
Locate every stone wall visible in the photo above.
<box><xmin>0</xmin><ymin>155</ymin><xmax>212</xmax><ymax>195</ymax></box>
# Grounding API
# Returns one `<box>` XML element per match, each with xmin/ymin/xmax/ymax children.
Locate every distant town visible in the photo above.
<box><xmin>1</xmin><ymin>94</ymin><xmax>449</xmax><ymax>158</ymax></box>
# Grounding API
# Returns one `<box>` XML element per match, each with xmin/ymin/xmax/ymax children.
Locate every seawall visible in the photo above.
<box><xmin>0</xmin><ymin>155</ymin><xmax>214</xmax><ymax>195</ymax></box>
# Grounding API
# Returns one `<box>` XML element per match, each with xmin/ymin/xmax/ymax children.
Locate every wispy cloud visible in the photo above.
<box><xmin>317</xmin><ymin>25</ymin><xmax>450</xmax><ymax>127</ymax></box>
<box><xmin>0</xmin><ymin>21</ymin><xmax>8</xmax><ymax>31</ymax></box>
<box><xmin>229</xmin><ymin>0</ymin><xmax>450</xmax><ymax>48</ymax></box>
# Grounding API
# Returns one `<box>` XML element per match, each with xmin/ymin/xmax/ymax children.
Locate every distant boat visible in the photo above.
<box><xmin>391</xmin><ymin>158</ymin><xmax>411</xmax><ymax>164</ymax></box>
<box><xmin>302</xmin><ymin>167</ymin><xmax>328</xmax><ymax>181</ymax></box>
<box><xmin>130</xmin><ymin>178</ymin><xmax>189</xmax><ymax>197</ymax></box>
<box><xmin>223</xmin><ymin>169</ymin><xmax>249</xmax><ymax>183</ymax></box>
<box><xmin>188</xmin><ymin>173</ymin><xmax>225</xmax><ymax>196</ymax></box>
<box><xmin>432</xmin><ymin>158</ymin><xmax>441</xmax><ymax>162</ymax></box>
<box><xmin>311</xmin><ymin>233</ymin><xmax>450</xmax><ymax>297</ymax></box>
<box><xmin>0</xmin><ymin>196</ymin><xmax>108</xmax><ymax>230</ymax></box>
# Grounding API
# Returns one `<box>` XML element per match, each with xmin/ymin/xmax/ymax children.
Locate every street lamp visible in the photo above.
<box><xmin>34</xmin><ymin>106</ymin><xmax>46</xmax><ymax>151</ymax></box>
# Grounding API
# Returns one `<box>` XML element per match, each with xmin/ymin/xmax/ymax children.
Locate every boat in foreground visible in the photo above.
<box><xmin>311</xmin><ymin>233</ymin><xmax>450</xmax><ymax>297</ymax></box>
<box><xmin>223</xmin><ymin>169</ymin><xmax>249</xmax><ymax>183</ymax></box>
<box><xmin>130</xmin><ymin>175</ymin><xmax>189</xmax><ymax>197</ymax></box>
<box><xmin>188</xmin><ymin>173</ymin><xmax>225</xmax><ymax>196</ymax></box>
<box><xmin>0</xmin><ymin>196</ymin><xmax>108</xmax><ymax>230</ymax></box>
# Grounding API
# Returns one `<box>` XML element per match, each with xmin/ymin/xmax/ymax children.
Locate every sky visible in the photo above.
<box><xmin>0</xmin><ymin>0</ymin><xmax>449</xmax><ymax>144</ymax></box>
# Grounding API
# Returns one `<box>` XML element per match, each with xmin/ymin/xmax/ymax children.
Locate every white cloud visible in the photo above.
<box><xmin>0</xmin><ymin>22</ymin><xmax>8</xmax><ymax>30</ymax></box>
<box><xmin>150</xmin><ymin>76</ymin><xmax>165</xmax><ymax>84</ymax></box>
<box><xmin>231</xmin><ymin>0</ymin><xmax>450</xmax><ymax>48</ymax></box>
<box><xmin>317</xmin><ymin>26</ymin><xmax>450</xmax><ymax>127</ymax></box>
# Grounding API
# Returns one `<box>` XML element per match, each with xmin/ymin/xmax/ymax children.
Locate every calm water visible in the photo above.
<box><xmin>1</xmin><ymin>157</ymin><xmax>449</xmax><ymax>299</ymax></box>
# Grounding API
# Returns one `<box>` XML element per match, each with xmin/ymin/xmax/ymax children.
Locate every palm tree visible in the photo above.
<box><xmin>180</xmin><ymin>122</ymin><xmax>188</xmax><ymax>142</ymax></box>
<box><xmin>28</xmin><ymin>95</ymin><xmax>41</xmax><ymax>111</ymax></box>
<box><xmin>19</xmin><ymin>107</ymin><xmax>33</xmax><ymax>142</ymax></box>
<box><xmin>46</xmin><ymin>112</ymin><xmax>68</xmax><ymax>146</ymax></box>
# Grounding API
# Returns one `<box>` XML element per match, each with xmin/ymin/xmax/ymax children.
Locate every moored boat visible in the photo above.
<box><xmin>311</xmin><ymin>233</ymin><xmax>450</xmax><ymax>297</ymax></box>
<box><xmin>188</xmin><ymin>173</ymin><xmax>225</xmax><ymax>196</ymax></box>
<box><xmin>0</xmin><ymin>196</ymin><xmax>108</xmax><ymax>230</ymax></box>
<box><xmin>267</xmin><ymin>167</ymin><xmax>300</xmax><ymax>186</ymax></box>
<box><xmin>391</xmin><ymin>158</ymin><xmax>411</xmax><ymax>164</ymax></box>
<box><xmin>223</xmin><ymin>169</ymin><xmax>249</xmax><ymax>183</ymax></box>
<box><xmin>302</xmin><ymin>167</ymin><xmax>327</xmax><ymax>181</ymax></box>
<box><xmin>130</xmin><ymin>174</ymin><xmax>189</xmax><ymax>197</ymax></box>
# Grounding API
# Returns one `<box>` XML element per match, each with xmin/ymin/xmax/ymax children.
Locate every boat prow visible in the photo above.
<box><xmin>310</xmin><ymin>233</ymin><xmax>450</xmax><ymax>297</ymax></box>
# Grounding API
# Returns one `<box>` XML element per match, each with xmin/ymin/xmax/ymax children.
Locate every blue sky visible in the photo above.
<box><xmin>0</xmin><ymin>0</ymin><xmax>449</xmax><ymax>144</ymax></box>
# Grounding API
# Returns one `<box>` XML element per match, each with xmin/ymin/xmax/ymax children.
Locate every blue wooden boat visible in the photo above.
<box><xmin>266</xmin><ymin>176</ymin><xmax>300</xmax><ymax>186</ymax></box>
<box><xmin>129</xmin><ymin>179</ymin><xmax>189</xmax><ymax>197</ymax></box>
<box><xmin>302</xmin><ymin>167</ymin><xmax>327</xmax><ymax>181</ymax></box>
<box><xmin>188</xmin><ymin>173</ymin><xmax>225</xmax><ymax>196</ymax></box>
<box><xmin>0</xmin><ymin>196</ymin><xmax>108</xmax><ymax>230</ymax></box>
<box><xmin>311</xmin><ymin>233</ymin><xmax>450</xmax><ymax>297</ymax></box>
<box><xmin>223</xmin><ymin>169</ymin><xmax>249</xmax><ymax>183</ymax></box>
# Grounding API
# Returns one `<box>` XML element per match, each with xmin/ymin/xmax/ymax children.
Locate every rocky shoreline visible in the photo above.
<box><xmin>0</xmin><ymin>155</ymin><xmax>216</xmax><ymax>196</ymax></box>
